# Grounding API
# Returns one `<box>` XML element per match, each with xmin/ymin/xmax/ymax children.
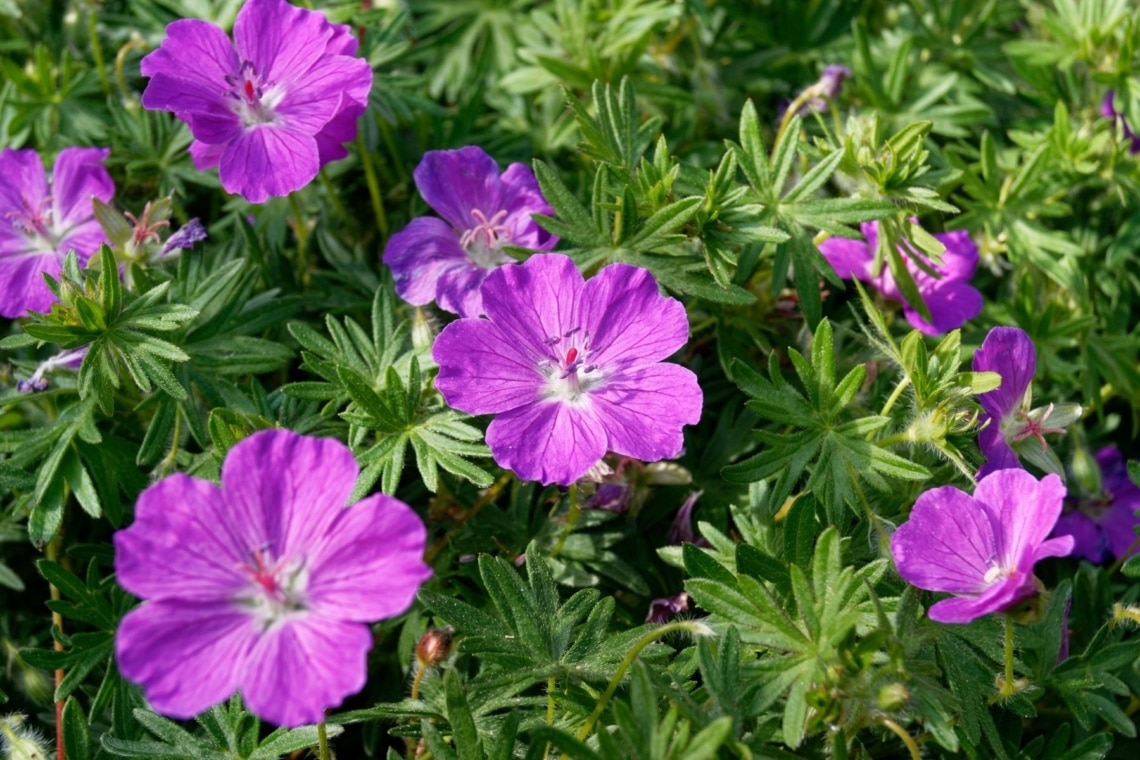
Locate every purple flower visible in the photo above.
<box><xmin>818</xmin><ymin>221</ymin><xmax>982</xmax><ymax>335</ymax></box>
<box><xmin>0</xmin><ymin>148</ymin><xmax>114</xmax><ymax>318</ymax></box>
<box><xmin>891</xmin><ymin>469</ymin><xmax>1073</xmax><ymax>624</ymax></box>
<box><xmin>971</xmin><ymin>327</ymin><xmax>1076</xmax><ymax>478</ymax></box>
<box><xmin>668</xmin><ymin>491</ymin><xmax>708</xmax><ymax>546</ymax></box>
<box><xmin>646</xmin><ymin>591</ymin><xmax>690</xmax><ymax>624</ymax></box>
<box><xmin>383</xmin><ymin>146</ymin><xmax>558</xmax><ymax>318</ymax></box>
<box><xmin>1102</xmin><ymin>90</ymin><xmax>1140</xmax><ymax>154</ymax></box>
<box><xmin>1052</xmin><ymin>447</ymin><xmax>1140</xmax><ymax>563</ymax></box>
<box><xmin>432</xmin><ymin>254</ymin><xmax>702</xmax><ymax>486</ymax></box>
<box><xmin>140</xmin><ymin>0</ymin><xmax>373</xmax><ymax>204</ymax></box>
<box><xmin>17</xmin><ymin>347</ymin><xmax>87</xmax><ymax>393</ymax></box>
<box><xmin>160</xmin><ymin>218</ymin><xmax>207</xmax><ymax>255</ymax></box>
<box><xmin>113</xmin><ymin>429</ymin><xmax>431</xmax><ymax>726</ymax></box>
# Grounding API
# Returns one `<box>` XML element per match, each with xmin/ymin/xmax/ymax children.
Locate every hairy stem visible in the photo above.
<box><xmin>356</xmin><ymin>133</ymin><xmax>389</xmax><ymax>243</ymax></box>
<box><xmin>878</xmin><ymin>718</ymin><xmax>921</xmax><ymax>760</ymax></box>
<box><xmin>317</xmin><ymin>721</ymin><xmax>330</xmax><ymax>760</ymax></box>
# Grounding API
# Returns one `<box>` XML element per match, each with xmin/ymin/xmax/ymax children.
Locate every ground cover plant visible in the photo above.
<box><xmin>2</xmin><ymin>0</ymin><xmax>1140</xmax><ymax>757</ymax></box>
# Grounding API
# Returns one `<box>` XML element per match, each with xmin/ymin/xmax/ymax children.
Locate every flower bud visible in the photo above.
<box><xmin>0</xmin><ymin>713</ymin><xmax>51</xmax><ymax>760</ymax></box>
<box><xmin>414</xmin><ymin>626</ymin><xmax>454</xmax><ymax>669</ymax></box>
<box><xmin>876</xmin><ymin>683</ymin><xmax>910</xmax><ymax>711</ymax></box>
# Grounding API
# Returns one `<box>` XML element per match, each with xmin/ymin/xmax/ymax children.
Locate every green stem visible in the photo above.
<box><xmin>317</xmin><ymin>721</ymin><xmax>330</xmax><ymax>760</ymax></box>
<box><xmin>1004</xmin><ymin>614</ymin><xmax>1016</xmax><ymax>692</ymax></box>
<box><xmin>288</xmin><ymin>191</ymin><xmax>311</xmax><ymax>277</ymax></box>
<box><xmin>356</xmin><ymin>133</ymin><xmax>389</xmax><ymax>242</ymax></box>
<box><xmin>575</xmin><ymin>621</ymin><xmax>707</xmax><ymax>742</ymax></box>
<box><xmin>319</xmin><ymin>170</ymin><xmax>349</xmax><ymax>221</ymax></box>
<box><xmin>878</xmin><ymin>718</ymin><xmax>920</xmax><ymax>760</ymax></box>
<box><xmin>114</xmin><ymin>38</ymin><xmax>147</xmax><ymax>102</ymax></box>
<box><xmin>87</xmin><ymin>7</ymin><xmax>111</xmax><ymax>97</ymax></box>
<box><xmin>880</xmin><ymin>376</ymin><xmax>911</xmax><ymax>419</ymax></box>
<box><xmin>1109</xmin><ymin>534</ymin><xmax>1140</xmax><ymax>575</ymax></box>
<box><xmin>551</xmin><ymin>484</ymin><xmax>579</xmax><ymax>558</ymax></box>
<box><xmin>774</xmin><ymin>89</ymin><xmax>817</xmax><ymax>148</ymax></box>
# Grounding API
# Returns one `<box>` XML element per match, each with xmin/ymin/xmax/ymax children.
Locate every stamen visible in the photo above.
<box><xmin>1011</xmin><ymin>403</ymin><xmax>1066</xmax><ymax>452</ymax></box>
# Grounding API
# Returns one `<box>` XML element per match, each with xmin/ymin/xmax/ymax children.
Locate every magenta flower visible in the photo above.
<box><xmin>140</xmin><ymin>0</ymin><xmax>372</xmax><ymax>204</ymax></box>
<box><xmin>971</xmin><ymin>326</ymin><xmax>1078</xmax><ymax>478</ymax></box>
<box><xmin>114</xmin><ymin>429</ymin><xmax>431</xmax><ymax>726</ymax></box>
<box><xmin>891</xmin><ymin>469</ymin><xmax>1073</xmax><ymax>624</ymax></box>
<box><xmin>432</xmin><ymin>254</ymin><xmax>702</xmax><ymax>486</ymax></box>
<box><xmin>818</xmin><ymin>221</ymin><xmax>982</xmax><ymax>335</ymax></box>
<box><xmin>0</xmin><ymin>147</ymin><xmax>113</xmax><ymax>318</ymax></box>
<box><xmin>383</xmin><ymin>146</ymin><xmax>558</xmax><ymax>318</ymax></box>
<box><xmin>1052</xmin><ymin>447</ymin><xmax>1140</xmax><ymax>563</ymax></box>
<box><xmin>646</xmin><ymin>591</ymin><xmax>690</xmax><ymax>624</ymax></box>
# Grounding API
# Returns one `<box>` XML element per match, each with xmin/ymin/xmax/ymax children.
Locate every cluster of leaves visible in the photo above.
<box><xmin>2</xmin><ymin>0</ymin><xmax>1140</xmax><ymax>759</ymax></box>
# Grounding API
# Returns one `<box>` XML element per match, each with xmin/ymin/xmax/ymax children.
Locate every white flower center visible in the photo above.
<box><xmin>7</xmin><ymin>193</ymin><xmax>61</xmax><ymax>254</ymax></box>
<box><xmin>459</xmin><ymin>208</ymin><xmax>512</xmax><ymax>268</ymax></box>
<box><xmin>224</xmin><ymin>61</ymin><xmax>285</xmax><ymax>127</ymax></box>
<box><xmin>538</xmin><ymin>327</ymin><xmax>604</xmax><ymax>404</ymax></box>
<box><xmin>983</xmin><ymin>563</ymin><xmax>1016</xmax><ymax>585</ymax></box>
<box><xmin>233</xmin><ymin>546</ymin><xmax>310</xmax><ymax>629</ymax></box>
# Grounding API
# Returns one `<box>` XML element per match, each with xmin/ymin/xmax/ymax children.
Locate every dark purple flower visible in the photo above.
<box><xmin>891</xmin><ymin>469</ymin><xmax>1072</xmax><ymax>624</ymax></box>
<box><xmin>971</xmin><ymin>327</ymin><xmax>1077</xmax><ymax>478</ymax></box>
<box><xmin>1102</xmin><ymin>90</ymin><xmax>1140</xmax><ymax>154</ymax></box>
<box><xmin>140</xmin><ymin>0</ymin><xmax>373</xmax><ymax>204</ymax></box>
<box><xmin>384</xmin><ymin>146</ymin><xmax>558</xmax><ymax>318</ymax></box>
<box><xmin>1052</xmin><ymin>447</ymin><xmax>1140</xmax><ymax>563</ymax></box>
<box><xmin>668</xmin><ymin>490</ymin><xmax>708</xmax><ymax>546</ymax></box>
<box><xmin>113</xmin><ymin>429</ymin><xmax>432</xmax><ymax>726</ymax></box>
<box><xmin>818</xmin><ymin>221</ymin><xmax>982</xmax><ymax>335</ymax></box>
<box><xmin>161</xmin><ymin>218</ymin><xmax>207</xmax><ymax>255</ymax></box>
<box><xmin>0</xmin><ymin>148</ymin><xmax>114</xmax><ymax>318</ymax></box>
<box><xmin>646</xmin><ymin>591</ymin><xmax>690</xmax><ymax>624</ymax></box>
<box><xmin>432</xmin><ymin>254</ymin><xmax>702</xmax><ymax>486</ymax></box>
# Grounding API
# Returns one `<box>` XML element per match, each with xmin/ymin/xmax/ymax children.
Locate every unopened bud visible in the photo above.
<box><xmin>0</xmin><ymin>713</ymin><xmax>51</xmax><ymax>760</ymax></box>
<box><xmin>415</xmin><ymin>626</ymin><xmax>454</xmax><ymax>668</ymax></box>
<box><xmin>876</xmin><ymin>683</ymin><xmax>909</xmax><ymax>711</ymax></box>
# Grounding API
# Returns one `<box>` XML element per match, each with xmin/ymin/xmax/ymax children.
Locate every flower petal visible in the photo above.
<box><xmin>56</xmin><ymin>220</ymin><xmax>109</xmax><ymax>262</ymax></box>
<box><xmin>50</xmin><ymin>147</ymin><xmax>113</xmax><ymax>228</ymax></box>
<box><xmin>314</xmin><ymin>104</ymin><xmax>365</xmax><ymax>165</ymax></box>
<box><xmin>306</xmin><ymin>495</ymin><xmax>432</xmax><ymax>621</ymax></box>
<box><xmin>382</xmin><ymin>216</ymin><xmax>470</xmax><ymax>308</ymax></box>
<box><xmin>974</xmin><ymin>470</ymin><xmax>1067</xmax><ymax>567</ymax></box>
<box><xmin>485</xmin><ymin>401</ymin><xmax>607</xmax><ymax>486</ymax></box>
<box><xmin>972</xmin><ymin>327</ymin><xmax>1036</xmax><ymax>421</ymax></box>
<box><xmin>218</xmin><ymin>126</ymin><xmax>319</xmax><ymax>203</ymax></box>
<box><xmin>818</xmin><ymin>236</ymin><xmax>871</xmax><ymax>281</ymax></box>
<box><xmin>498</xmin><ymin>163</ymin><xmax>558</xmax><ymax>251</ymax></box>
<box><xmin>114</xmin><ymin>474</ymin><xmax>247</xmax><ymax>601</ymax></box>
<box><xmin>433</xmin><ymin>319</ymin><xmax>544</xmax><ymax>414</ymax></box>
<box><xmin>140</xmin><ymin>18</ymin><xmax>238</xmax><ymax>85</ymax></box>
<box><xmin>0</xmin><ymin>251</ymin><xmax>59</xmax><ymax>318</ymax></box>
<box><xmin>933</xmin><ymin>230</ymin><xmax>979</xmax><ymax>280</ymax></box>
<box><xmin>116</xmin><ymin>600</ymin><xmax>252</xmax><ymax>720</ymax></box>
<box><xmin>591</xmin><ymin>363</ymin><xmax>702</xmax><ymax>462</ymax></box>
<box><xmin>276</xmin><ymin>55</ymin><xmax>371</xmax><ymax>133</ymax></box>
<box><xmin>1052</xmin><ymin>510</ymin><xmax>1109</xmax><ymax>563</ymax></box>
<box><xmin>891</xmin><ymin>485</ymin><xmax>996</xmax><ymax>594</ymax></box>
<box><xmin>414</xmin><ymin>146</ymin><xmax>503</xmax><ymax>230</ymax></box>
<box><xmin>436</xmin><ymin>262</ymin><xmax>501</xmax><ymax>318</ymax></box>
<box><xmin>976</xmin><ymin>423</ymin><xmax>1022</xmax><ymax>479</ymax></box>
<box><xmin>480</xmin><ymin>254</ymin><xmax>585</xmax><ymax>359</ymax></box>
<box><xmin>241</xmin><ymin>616</ymin><xmax>372</xmax><ymax>727</ymax></box>
<box><xmin>0</xmin><ymin>148</ymin><xmax>47</xmax><ymax>213</ymax></box>
<box><xmin>189</xmin><ymin>139</ymin><xmax>225</xmax><ymax>170</ymax></box>
<box><xmin>902</xmin><ymin>280</ymin><xmax>983</xmax><ymax>336</ymax></box>
<box><xmin>220</xmin><ymin>430</ymin><xmax>359</xmax><ymax>561</ymax></box>
<box><xmin>927</xmin><ymin>573</ymin><xmax>1036</xmax><ymax>624</ymax></box>
<box><xmin>233</xmin><ymin>0</ymin><xmax>333</xmax><ymax>87</ymax></box>
<box><xmin>581</xmin><ymin>263</ymin><xmax>691</xmax><ymax>369</ymax></box>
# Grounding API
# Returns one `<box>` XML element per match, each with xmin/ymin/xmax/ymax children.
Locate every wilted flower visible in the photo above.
<box><xmin>972</xmin><ymin>326</ymin><xmax>1079</xmax><ymax>478</ymax></box>
<box><xmin>432</xmin><ymin>254</ymin><xmax>702</xmax><ymax>486</ymax></box>
<box><xmin>16</xmin><ymin>347</ymin><xmax>86</xmax><ymax>394</ymax></box>
<box><xmin>114</xmin><ymin>429</ymin><xmax>432</xmax><ymax>726</ymax></box>
<box><xmin>140</xmin><ymin>0</ymin><xmax>372</xmax><ymax>203</ymax></box>
<box><xmin>1052</xmin><ymin>447</ymin><xmax>1140</xmax><ymax>563</ymax></box>
<box><xmin>668</xmin><ymin>491</ymin><xmax>708</xmax><ymax>546</ymax></box>
<box><xmin>1102</xmin><ymin>90</ymin><xmax>1140</xmax><ymax>154</ymax></box>
<box><xmin>646</xmin><ymin>591</ymin><xmax>690</xmax><ymax>624</ymax></box>
<box><xmin>800</xmin><ymin>64</ymin><xmax>852</xmax><ymax>112</ymax></box>
<box><xmin>818</xmin><ymin>221</ymin><xmax>982</xmax><ymax>335</ymax></box>
<box><xmin>160</xmin><ymin>218</ymin><xmax>207</xmax><ymax>256</ymax></box>
<box><xmin>0</xmin><ymin>147</ymin><xmax>114</xmax><ymax>318</ymax></box>
<box><xmin>891</xmin><ymin>470</ymin><xmax>1072</xmax><ymax>624</ymax></box>
<box><xmin>383</xmin><ymin>146</ymin><xmax>558</xmax><ymax>318</ymax></box>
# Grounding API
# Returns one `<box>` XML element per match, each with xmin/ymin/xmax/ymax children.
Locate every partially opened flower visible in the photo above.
<box><xmin>0</xmin><ymin>147</ymin><xmax>114</xmax><ymax>318</ymax></box>
<box><xmin>140</xmin><ymin>0</ymin><xmax>372</xmax><ymax>203</ymax></box>
<box><xmin>668</xmin><ymin>491</ymin><xmax>708</xmax><ymax>547</ymax></box>
<box><xmin>432</xmin><ymin>254</ymin><xmax>702</xmax><ymax>486</ymax></box>
<box><xmin>1052</xmin><ymin>447</ymin><xmax>1140</xmax><ymax>563</ymax></box>
<box><xmin>646</xmin><ymin>591</ymin><xmax>690</xmax><ymax>624</ymax></box>
<box><xmin>818</xmin><ymin>221</ymin><xmax>982</xmax><ymax>335</ymax></box>
<box><xmin>972</xmin><ymin>326</ymin><xmax>1079</xmax><ymax>478</ymax></box>
<box><xmin>891</xmin><ymin>469</ymin><xmax>1072</xmax><ymax>624</ymax></box>
<box><xmin>114</xmin><ymin>429</ymin><xmax>431</xmax><ymax>726</ymax></box>
<box><xmin>383</xmin><ymin>146</ymin><xmax>558</xmax><ymax>318</ymax></box>
<box><xmin>1102</xmin><ymin>90</ymin><xmax>1140</xmax><ymax>155</ymax></box>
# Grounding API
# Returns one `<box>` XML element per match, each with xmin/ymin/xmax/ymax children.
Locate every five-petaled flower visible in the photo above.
<box><xmin>383</xmin><ymin>146</ymin><xmax>558</xmax><ymax>318</ymax></box>
<box><xmin>972</xmin><ymin>326</ymin><xmax>1078</xmax><ymax>478</ymax></box>
<box><xmin>891</xmin><ymin>469</ymin><xmax>1073</xmax><ymax>624</ymax></box>
<box><xmin>140</xmin><ymin>0</ymin><xmax>372</xmax><ymax>204</ymax></box>
<box><xmin>432</xmin><ymin>254</ymin><xmax>702</xmax><ymax>486</ymax></box>
<box><xmin>0</xmin><ymin>147</ymin><xmax>114</xmax><ymax>318</ymax></box>
<box><xmin>818</xmin><ymin>221</ymin><xmax>982</xmax><ymax>335</ymax></box>
<box><xmin>1053</xmin><ymin>447</ymin><xmax>1140</xmax><ymax>563</ymax></box>
<box><xmin>114</xmin><ymin>429</ymin><xmax>432</xmax><ymax>726</ymax></box>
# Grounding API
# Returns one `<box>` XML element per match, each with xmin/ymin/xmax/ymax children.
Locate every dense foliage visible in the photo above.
<box><xmin>3</xmin><ymin>0</ymin><xmax>1140</xmax><ymax>758</ymax></box>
